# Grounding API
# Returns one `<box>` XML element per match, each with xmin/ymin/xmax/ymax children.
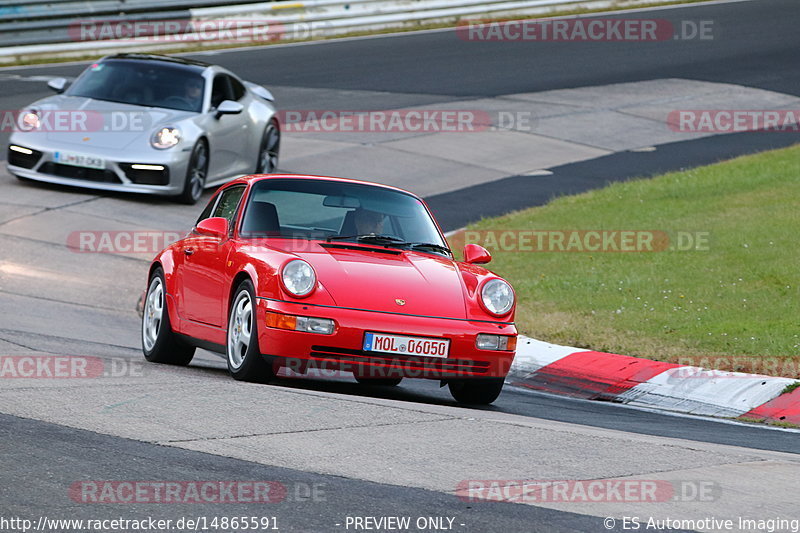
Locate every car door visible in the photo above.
<box><xmin>206</xmin><ymin>74</ymin><xmax>250</xmax><ymax>179</ymax></box>
<box><xmin>227</xmin><ymin>74</ymin><xmax>261</xmax><ymax>172</ymax></box>
<box><xmin>179</xmin><ymin>185</ymin><xmax>246</xmax><ymax>327</ymax></box>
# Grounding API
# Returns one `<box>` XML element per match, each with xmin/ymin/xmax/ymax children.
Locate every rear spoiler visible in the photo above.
<box><xmin>245</xmin><ymin>81</ymin><xmax>275</xmax><ymax>102</ymax></box>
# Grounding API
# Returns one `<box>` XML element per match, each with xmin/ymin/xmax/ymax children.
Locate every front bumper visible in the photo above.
<box><xmin>6</xmin><ymin>138</ymin><xmax>191</xmax><ymax>196</ymax></box>
<box><xmin>257</xmin><ymin>298</ymin><xmax>517</xmax><ymax>379</ymax></box>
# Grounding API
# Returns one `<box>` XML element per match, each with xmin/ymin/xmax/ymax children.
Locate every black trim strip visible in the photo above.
<box><xmin>320</xmin><ymin>242</ymin><xmax>402</xmax><ymax>255</ymax></box>
<box><xmin>257</xmin><ymin>296</ymin><xmax>514</xmax><ymax>325</ymax></box>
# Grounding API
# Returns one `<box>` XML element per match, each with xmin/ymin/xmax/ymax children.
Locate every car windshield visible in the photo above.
<box><xmin>66</xmin><ymin>60</ymin><xmax>205</xmax><ymax>113</ymax></box>
<box><xmin>240</xmin><ymin>179</ymin><xmax>449</xmax><ymax>254</ymax></box>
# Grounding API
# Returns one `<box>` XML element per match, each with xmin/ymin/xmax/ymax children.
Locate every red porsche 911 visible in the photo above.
<box><xmin>141</xmin><ymin>174</ymin><xmax>517</xmax><ymax>404</ymax></box>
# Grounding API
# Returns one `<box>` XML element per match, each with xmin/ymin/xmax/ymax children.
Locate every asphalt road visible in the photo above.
<box><xmin>1</xmin><ymin>0</ymin><xmax>799</xmax><ymax>530</ymax></box>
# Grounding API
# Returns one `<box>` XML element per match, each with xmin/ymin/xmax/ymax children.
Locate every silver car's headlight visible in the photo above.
<box><xmin>281</xmin><ymin>260</ymin><xmax>316</xmax><ymax>297</ymax></box>
<box><xmin>480</xmin><ymin>279</ymin><xmax>515</xmax><ymax>316</ymax></box>
<box><xmin>151</xmin><ymin>126</ymin><xmax>181</xmax><ymax>149</ymax></box>
<box><xmin>19</xmin><ymin>111</ymin><xmax>40</xmax><ymax>131</ymax></box>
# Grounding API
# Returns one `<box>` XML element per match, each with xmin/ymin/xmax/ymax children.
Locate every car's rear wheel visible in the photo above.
<box><xmin>354</xmin><ymin>375</ymin><xmax>403</xmax><ymax>387</ymax></box>
<box><xmin>177</xmin><ymin>139</ymin><xmax>208</xmax><ymax>205</ymax></box>
<box><xmin>448</xmin><ymin>378</ymin><xmax>505</xmax><ymax>405</ymax></box>
<box><xmin>141</xmin><ymin>268</ymin><xmax>195</xmax><ymax>365</ymax></box>
<box><xmin>256</xmin><ymin>120</ymin><xmax>280</xmax><ymax>174</ymax></box>
<box><xmin>227</xmin><ymin>280</ymin><xmax>275</xmax><ymax>383</ymax></box>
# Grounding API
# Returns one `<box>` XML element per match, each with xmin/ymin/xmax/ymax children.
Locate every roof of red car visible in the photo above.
<box><xmin>229</xmin><ymin>173</ymin><xmax>417</xmax><ymax>196</ymax></box>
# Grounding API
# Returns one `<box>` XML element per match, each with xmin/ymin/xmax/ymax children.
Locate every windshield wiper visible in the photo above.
<box><xmin>405</xmin><ymin>242</ymin><xmax>451</xmax><ymax>255</ymax></box>
<box><xmin>326</xmin><ymin>233</ymin><xmax>407</xmax><ymax>245</ymax></box>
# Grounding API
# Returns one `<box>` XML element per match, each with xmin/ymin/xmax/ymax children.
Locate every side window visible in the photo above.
<box><xmin>212</xmin><ymin>186</ymin><xmax>246</xmax><ymax>229</ymax></box>
<box><xmin>229</xmin><ymin>76</ymin><xmax>246</xmax><ymax>101</ymax></box>
<box><xmin>195</xmin><ymin>195</ymin><xmax>218</xmax><ymax>225</ymax></box>
<box><xmin>210</xmin><ymin>74</ymin><xmax>232</xmax><ymax>109</ymax></box>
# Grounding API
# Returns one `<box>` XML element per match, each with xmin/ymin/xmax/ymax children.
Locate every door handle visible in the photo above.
<box><xmin>184</xmin><ymin>247</ymin><xmax>194</xmax><ymax>256</ymax></box>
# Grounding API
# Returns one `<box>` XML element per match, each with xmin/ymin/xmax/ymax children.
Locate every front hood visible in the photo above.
<box><xmin>17</xmin><ymin>95</ymin><xmax>193</xmax><ymax>150</ymax></box>
<box><xmin>296</xmin><ymin>245</ymin><xmax>468</xmax><ymax>319</ymax></box>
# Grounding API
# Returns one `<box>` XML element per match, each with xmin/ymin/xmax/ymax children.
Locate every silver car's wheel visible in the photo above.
<box><xmin>226</xmin><ymin>280</ymin><xmax>275</xmax><ymax>382</ymax></box>
<box><xmin>141</xmin><ymin>268</ymin><xmax>195</xmax><ymax>365</ymax></box>
<box><xmin>177</xmin><ymin>140</ymin><xmax>208</xmax><ymax>204</ymax></box>
<box><xmin>256</xmin><ymin>120</ymin><xmax>280</xmax><ymax>173</ymax></box>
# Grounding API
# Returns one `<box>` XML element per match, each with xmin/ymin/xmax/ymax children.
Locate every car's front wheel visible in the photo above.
<box><xmin>448</xmin><ymin>378</ymin><xmax>505</xmax><ymax>405</ymax></box>
<box><xmin>256</xmin><ymin>120</ymin><xmax>280</xmax><ymax>174</ymax></box>
<box><xmin>227</xmin><ymin>280</ymin><xmax>275</xmax><ymax>383</ymax></box>
<box><xmin>177</xmin><ymin>139</ymin><xmax>208</xmax><ymax>205</ymax></box>
<box><xmin>141</xmin><ymin>268</ymin><xmax>196</xmax><ymax>365</ymax></box>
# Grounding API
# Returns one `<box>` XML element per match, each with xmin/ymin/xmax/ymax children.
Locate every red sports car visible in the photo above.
<box><xmin>141</xmin><ymin>174</ymin><xmax>517</xmax><ymax>404</ymax></box>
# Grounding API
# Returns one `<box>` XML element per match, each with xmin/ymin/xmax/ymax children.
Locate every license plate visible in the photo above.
<box><xmin>363</xmin><ymin>332</ymin><xmax>449</xmax><ymax>358</ymax></box>
<box><xmin>53</xmin><ymin>151</ymin><xmax>105</xmax><ymax>170</ymax></box>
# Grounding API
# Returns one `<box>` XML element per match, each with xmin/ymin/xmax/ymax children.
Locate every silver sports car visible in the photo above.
<box><xmin>6</xmin><ymin>53</ymin><xmax>280</xmax><ymax>204</ymax></box>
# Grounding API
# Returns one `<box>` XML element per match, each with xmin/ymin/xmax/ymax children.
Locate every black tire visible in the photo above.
<box><xmin>227</xmin><ymin>279</ymin><xmax>275</xmax><ymax>383</ymax></box>
<box><xmin>354</xmin><ymin>376</ymin><xmax>403</xmax><ymax>387</ymax></box>
<box><xmin>177</xmin><ymin>139</ymin><xmax>208</xmax><ymax>205</ymax></box>
<box><xmin>448</xmin><ymin>378</ymin><xmax>505</xmax><ymax>405</ymax></box>
<box><xmin>255</xmin><ymin>120</ymin><xmax>280</xmax><ymax>174</ymax></box>
<box><xmin>141</xmin><ymin>268</ymin><xmax>195</xmax><ymax>365</ymax></box>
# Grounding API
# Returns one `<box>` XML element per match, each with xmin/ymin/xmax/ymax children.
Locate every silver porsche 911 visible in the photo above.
<box><xmin>6</xmin><ymin>53</ymin><xmax>280</xmax><ymax>204</ymax></box>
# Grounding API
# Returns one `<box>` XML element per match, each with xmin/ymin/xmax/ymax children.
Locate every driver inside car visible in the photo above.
<box><xmin>353</xmin><ymin>208</ymin><xmax>384</xmax><ymax>235</ymax></box>
<box><xmin>184</xmin><ymin>78</ymin><xmax>204</xmax><ymax>109</ymax></box>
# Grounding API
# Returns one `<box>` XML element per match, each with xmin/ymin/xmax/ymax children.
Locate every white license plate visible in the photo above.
<box><xmin>53</xmin><ymin>151</ymin><xmax>105</xmax><ymax>170</ymax></box>
<box><xmin>363</xmin><ymin>332</ymin><xmax>449</xmax><ymax>358</ymax></box>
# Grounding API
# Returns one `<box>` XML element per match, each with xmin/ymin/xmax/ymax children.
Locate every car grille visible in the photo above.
<box><xmin>119</xmin><ymin>163</ymin><xmax>170</xmax><ymax>185</ymax></box>
<box><xmin>309</xmin><ymin>345</ymin><xmax>491</xmax><ymax>375</ymax></box>
<box><xmin>7</xmin><ymin>146</ymin><xmax>42</xmax><ymax>169</ymax></box>
<box><xmin>38</xmin><ymin>162</ymin><xmax>122</xmax><ymax>183</ymax></box>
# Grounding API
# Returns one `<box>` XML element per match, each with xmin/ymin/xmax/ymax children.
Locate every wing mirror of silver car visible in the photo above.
<box><xmin>215</xmin><ymin>100</ymin><xmax>244</xmax><ymax>118</ymax></box>
<box><xmin>47</xmin><ymin>78</ymin><xmax>68</xmax><ymax>93</ymax></box>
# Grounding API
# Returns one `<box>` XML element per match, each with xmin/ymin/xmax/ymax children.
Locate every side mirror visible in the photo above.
<box><xmin>47</xmin><ymin>78</ymin><xmax>68</xmax><ymax>93</ymax></box>
<box><xmin>463</xmin><ymin>243</ymin><xmax>491</xmax><ymax>264</ymax></box>
<box><xmin>195</xmin><ymin>217</ymin><xmax>229</xmax><ymax>239</ymax></box>
<box><xmin>215</xmin><ymin>100</ymin><xmax>244</xmax><ymax>117</ymax></box>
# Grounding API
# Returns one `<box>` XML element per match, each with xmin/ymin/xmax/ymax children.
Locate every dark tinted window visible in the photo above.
<box><xmin>67</xmin><ymin>60</ymin><xmax>205</xmax><ymax>112</ymax></box>
<box><xmin>230</xmin><ymin>76</ymin><xmax>246</xmax><ymax>101</ymax></box>
<box><xmin>241</xmin><ymin>179</ymin><xmax>446</xmax><ymax>248</ymax></box>
<box><xmin>210</xmin><ymin>75</ymin><xmax>232</xmax><ymax>108</ymax></box>
<box><xmin>195</xmin><ymin>194</ymin><xmax>217</xmax><ymax>225</ymax></box>
<box><xmin>212</xmin><ymin>186</ymin><xmax>246</xmax><ymax>227</ymax></box>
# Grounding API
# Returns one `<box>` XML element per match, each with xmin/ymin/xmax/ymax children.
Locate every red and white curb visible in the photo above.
<box><xmin>508</xmin><ymin>336</ymin><xmax>800</xmax><ymax>425</ymax></box>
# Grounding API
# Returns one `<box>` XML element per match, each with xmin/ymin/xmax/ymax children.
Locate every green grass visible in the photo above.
<box><xmin>456</xmin><ymin>145</ymin><xmax>800</xmax><ymax>375</ymax></box>
<box><xmin>782</xmin><ymin>382</ymin><xmax>800</xmax><ymax>395</ymax></box>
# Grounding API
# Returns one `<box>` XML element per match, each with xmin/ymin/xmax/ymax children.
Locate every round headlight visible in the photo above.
<box><xmin>151</xmin><ymin>126</ymin><xmax>181</xmax><ymax>149</ymax></box>
<box><xmin>281</xmin><ymin>259</ymin><xmax>316</xmax><ymax>297</ymax></box>
<box><xmin>480</xmin><ymin>278</ymin><xmax>514</xmax><ymax>316</ymax></box>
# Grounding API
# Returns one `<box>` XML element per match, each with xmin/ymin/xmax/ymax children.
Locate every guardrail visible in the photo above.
<box><xmin>0</xmin><ymin>0</ymin><xmax>682</xmax><ymax>63</ymax></box>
